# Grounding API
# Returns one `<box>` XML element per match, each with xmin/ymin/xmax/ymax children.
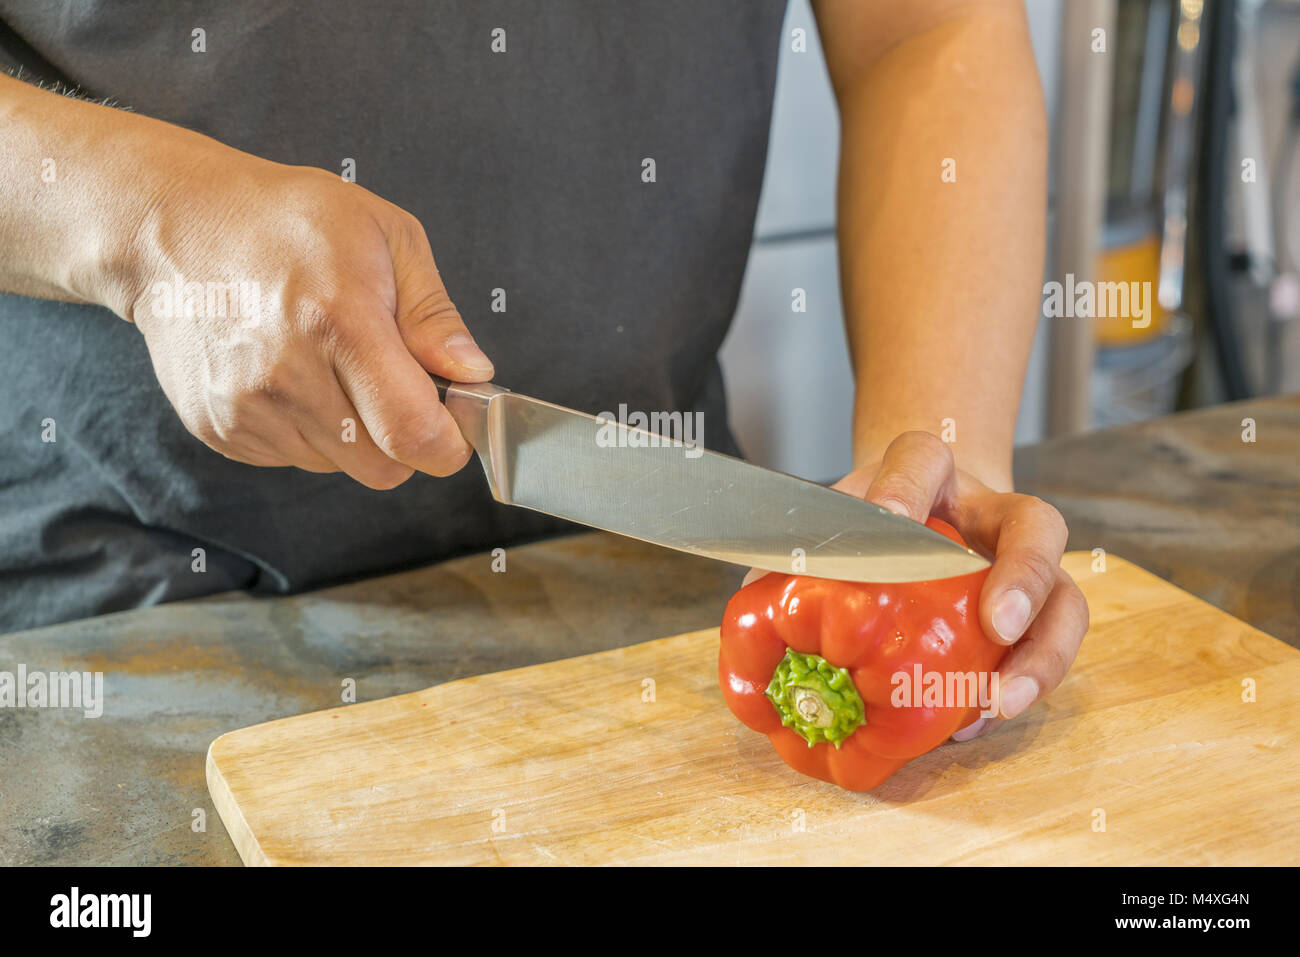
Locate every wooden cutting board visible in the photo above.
<box><xmin>207</xmin><ymin>552</ymin><xmax>1300</xmax><ymax>865</ymax></box>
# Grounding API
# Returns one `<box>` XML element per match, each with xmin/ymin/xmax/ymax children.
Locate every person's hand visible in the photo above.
<box><xmin>121</xmin><ymin>144</ymin><xmax>491</xmax><ymax>488</ymax></box>
<box><xmin>744</xmin><ymin>431</ymin><xmax>1088</xmax><ymax>738</ymax></box>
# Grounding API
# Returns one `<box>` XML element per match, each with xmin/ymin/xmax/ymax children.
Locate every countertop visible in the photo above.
<box><xmin>1</xmin><ymin>395</ymin><xmax>1296</xmax><ymax>865</ymax></box>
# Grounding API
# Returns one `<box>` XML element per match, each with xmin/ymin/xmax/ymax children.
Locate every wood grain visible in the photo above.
<box><xmin>207</xmin><ymin>552</ymin><xmax>1299</xmax><ymax>865</ymax></box>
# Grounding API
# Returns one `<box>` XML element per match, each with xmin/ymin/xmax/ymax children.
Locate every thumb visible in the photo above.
<box><xmin>386</xmin><ymin>215</ymin><xmax>495</xmax><ymax>382</ymax></box>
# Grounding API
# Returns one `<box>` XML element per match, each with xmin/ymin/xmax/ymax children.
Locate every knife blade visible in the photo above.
<box><xmin>433</xmin><ymin>376</ymin><xmax>989</xmax><ymax>582</ymax></box>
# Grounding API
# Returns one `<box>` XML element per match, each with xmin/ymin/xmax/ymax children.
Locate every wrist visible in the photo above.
<box><xmin>84</xmin><ymin>125</ymin><xmax>203</xmax><ymax>323</ymax></box>
<box><xmin>10</xmin><ymin>80</ymin><xmax>207</xmax><ymax>322</ymax></box>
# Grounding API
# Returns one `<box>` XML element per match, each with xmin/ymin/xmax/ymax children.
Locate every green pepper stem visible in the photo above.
<box><xmin>766</xmin><ymin>649</ymin><xmax>865</xmax><ymax>748</ymax></box>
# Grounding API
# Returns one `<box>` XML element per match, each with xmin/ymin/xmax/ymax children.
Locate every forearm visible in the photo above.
<box><xmin>0</xmin><ymin>73</ymin><xmax>203</xmax><ymax>316</ymax></box>
<box><xmin>833</xmin><ymin>7</ymin><xmax>1047</xmax><ymax>490</ymax></box>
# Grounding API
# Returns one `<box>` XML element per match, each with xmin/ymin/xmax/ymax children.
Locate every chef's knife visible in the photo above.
<box><xmin>432</xmin><ymin>376</ymin><xmax>989</xmax><ymax>582</ymax></box>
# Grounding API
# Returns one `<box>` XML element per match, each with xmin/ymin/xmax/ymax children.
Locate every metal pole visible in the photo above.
<box><xmin>1047</xmin><ymin>0</ymin><xmax>1117</xmax><ymax>436</ymax></box>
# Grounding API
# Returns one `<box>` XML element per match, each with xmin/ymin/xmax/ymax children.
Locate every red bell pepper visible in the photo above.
<box><xmin>718</xmin><ymin>517</ymin><xmax>1008</xmax><ymax>791</ymax></box>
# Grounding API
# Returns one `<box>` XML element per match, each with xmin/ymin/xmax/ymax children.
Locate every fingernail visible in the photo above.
<box><xmin>951</xmin><ymin>717</ymin><xmax>987</xmax><ymax>742</ymax></box>
<box><xmin>998</xmin><ymin>676</ymin><xmax>1039</xmax><ymax>720</ymax></box>
<box><xmin>741</xmin><ymin>569</ymin><xmax>769</xmax><ymax>588</ymax></box>
<box><xmin>444</xmin><ymin>333</ymin><xmax>494</xmax><ymax>374</ymax></box>
<box><xmin>992</xmin><ymin>588</ymin><xmax>1032</xmax><ymax>643</ymax></box>
<box><xmin>877</xmin><ymin>498</ymin><xmax>911</xmax><ymax>519</ymax></box>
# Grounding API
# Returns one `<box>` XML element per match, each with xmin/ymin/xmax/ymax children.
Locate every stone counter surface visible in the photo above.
<box><xmin>1014</xmin><ymin>395</ymin><xmax>1299</xmax><ymax>647</ymax></box>
<box><xmin>1</xmin><ymin>395</ymin><xmax>1296</xmax><ymax>865</ymax></box>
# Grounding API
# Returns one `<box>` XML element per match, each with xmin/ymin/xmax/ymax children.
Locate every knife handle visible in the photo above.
<box><xmin>430</xmin><ymin>374</ymin><xmax>453</xmax><ymax>403</ymax></box>
<box><xmin>431</xmin><ymin>375</ymin><xmax>510</xmax><ymax>401</ymax></box>
<box><xmin>430</xmin><ymin>375</ymin><xmax>510</xmax><ymax>454</ymax></box>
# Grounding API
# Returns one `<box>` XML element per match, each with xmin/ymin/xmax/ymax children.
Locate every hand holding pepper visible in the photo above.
<box><xmin>844</xmin><ymin>432</ymin><xmax>1090</xmax><ymax>738</ymax></box>
<box><xmin>725</xmin><ymin>431</ymin><xmax>1090</xmax><ymax>789</ymax></box>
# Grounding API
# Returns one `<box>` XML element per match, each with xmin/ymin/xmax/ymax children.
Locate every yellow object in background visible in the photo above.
<box><xmin>1095</xmin><ymin>230</ymin><xmax>1169</xmax><ymax>346</ymax></box>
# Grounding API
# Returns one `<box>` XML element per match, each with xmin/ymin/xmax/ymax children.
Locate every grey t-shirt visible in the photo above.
<box><xmin>0</xmin><ymin>1</ymin><xmax>786</xmax><ymax>630</ymax></box>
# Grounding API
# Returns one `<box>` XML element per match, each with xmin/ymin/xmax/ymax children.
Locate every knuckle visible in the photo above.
<box><xmin>294</xmin><ymin>298</ymin><xmax>345</xmax><ymax>343</ymax></box>
<box><xmin>899</xmin><ymin>430</ymin><xmax>953</xmax><ymax>463</ymax></box>
<box><xmin>1043</xmin><ymin>640</ymin><xmax>1077</xmax><ymax>684</ymax></box>
<box><xmin>373</xmin><ymin>418</ymin><xmax>435</xmax><ymax>464</ymax></box>
<box><xmin>227</xmin><ymin>392</ymin><xmax>266</xmax><ymax>431</ymax></box>
<box><xmin>250</xmin><ymin>365</ymin><xmax>295</xmax><ymax>407</ymax></box>
<box><xmin>1018</xmin><ymin>494</ymin><xmax>1067</xmax><ymax>538</ymax></box>
<box><xmin>280</xmin><ymin>168</ymin><xmax>353</xmax><ymax>212</ymax></box>
<box><xmin>208</xmin><ymin>388</ymin><xmax>271</xmax><ymax>448</ymax></box>
<box><xmin>371</xmin><ymin>407</ymin><xmax>471</xmax><ymax>475</ymax></box>
<box><xmin>405</xmin><ymin>287</ymin><xmax>460</xmax><ymax>329</ymax></box>
<box><xmin>876</xmin><ymin>433</ymin><xmax>955</xmax><ymax>506</ymax></box>
<box><xmin>876</xmin><ymin>471</ymin><xmax>927</xmax><ymax>508</ymax></box>
<box><xmin>206</xmin><ymin>404</ymin><xmax>238</xmax><ymax>444</ymax></box>
<box><xmin>1017</xmin><ymin>551</ymin><xmax>1060</xmax><ymax>597</ymax></box>
<box><xmin>390</xmin><ymin>206</ymin><xmax>433</xmax><ymax>255</ymax></box>
<box><xmin>399</xmin><ymin>208</ymin><xmax>429</xmax><ymax>243</ymax></box>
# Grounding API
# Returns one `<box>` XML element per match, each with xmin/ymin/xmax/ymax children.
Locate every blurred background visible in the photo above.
<box><xmin>722</xmin><ymin>0</ymin><xmax>1300</xmax><ymax>480</ymax></box>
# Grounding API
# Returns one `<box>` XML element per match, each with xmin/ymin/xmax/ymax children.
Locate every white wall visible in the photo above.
<box><xmin>721</xmin><ymin>0</ymin><xmax>1063</xmax><ymax>480</ymax></box>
